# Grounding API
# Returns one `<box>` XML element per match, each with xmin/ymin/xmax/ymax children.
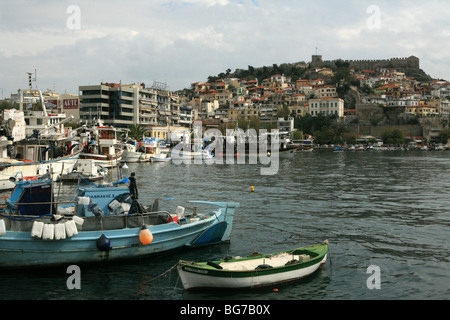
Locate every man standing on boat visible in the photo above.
<box><xmin>129</xmin><ymin>172</ymin><xmax>139</xmax><ymax>200</ymax></box>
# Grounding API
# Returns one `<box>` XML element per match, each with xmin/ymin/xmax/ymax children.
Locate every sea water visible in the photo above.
<box><xmin>0</xmin><ymin>150</ymin><xmax>448</xmax><ymax>300</ymax></box>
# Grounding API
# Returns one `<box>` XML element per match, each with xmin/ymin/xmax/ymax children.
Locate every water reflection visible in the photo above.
<box><xmin>0</xmin><ymin>150</ymin><xmax>449</xmax><ymax>300</ymax></box>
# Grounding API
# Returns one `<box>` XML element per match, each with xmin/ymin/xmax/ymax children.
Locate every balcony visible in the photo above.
<box><xmin>140</xmin><ymin>112</ymin><xmax>158</xmax><ymax>118</ymax></box>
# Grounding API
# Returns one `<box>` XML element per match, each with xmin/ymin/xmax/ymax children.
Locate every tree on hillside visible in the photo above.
<box><xmin>294</xmin><ymin>113</ymin><xmax>334</xmax><ymax>135</ymax></box>
<box><xmin>277</xmin><ymin>105</ymin><xmax>290</xmax><ymax>118</ymax></box>
<box><xmin>381</xmin><ymin>128</ymin><xmax>407</xmax><ymax>145</ymax></box>
<box><xmin>248</xmin><ymin>65</ymin><xmax>255</xmax><ymax>76</ymax></box>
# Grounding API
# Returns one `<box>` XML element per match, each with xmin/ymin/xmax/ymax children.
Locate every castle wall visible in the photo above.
<box><xmin>312</xmin><ymin>55</ymin><xmax>419</xmax><ymax>70</ymax></box>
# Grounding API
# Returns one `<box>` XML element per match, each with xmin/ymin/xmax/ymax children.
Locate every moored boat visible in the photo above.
<box><xmin>0</xmin><ymin>176</ymin><xmax>239</xmax><ymax>269</ymax></box>
<box><xmin>177</xmin><ymin>241</ymin><xmax>328</xmax><ymax>290</ymax></box>
<box><xmin>121</xmin><ymin>141</ymin><xmax>148</xmax><ymax>163</ymax></box>
<box><xmin>57</xmin><ymin>159</ymin><xmax>107</xmax><ymax>182</ymax></box>
<box><xmin>293</xmin><ymin>137</ymin><xmax>315</xmax><ymax>153</ymax></box>
<box><xmin>0</xmin><ymin>142</ymin><xmax>83</xmax><ymax>190</ymax></box>
<box><xmin>150</xmin><ymin>153</ymin><xmax>172</xmax><ymax>162</ymax></box>
<box><xmin>79</xmin><ymin>123</ymin><xmax>123</xmax><ymax>168</ymax></box>
<box><xmin>0</xmin><ymin>108</ymin><xmax>82</xmax><ymax>190</ymax></box>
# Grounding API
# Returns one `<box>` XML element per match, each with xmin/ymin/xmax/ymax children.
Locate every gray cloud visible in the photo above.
<box><xmin>1</xmin><ymin>0</ymin><xmax>449</xmax><ymax>98</ymax></box>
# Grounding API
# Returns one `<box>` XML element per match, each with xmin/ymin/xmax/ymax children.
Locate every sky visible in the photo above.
<box><xmin>1</xmin><ymin>0</ymin><xmax>450</xmax><ymax>98</ymax></box>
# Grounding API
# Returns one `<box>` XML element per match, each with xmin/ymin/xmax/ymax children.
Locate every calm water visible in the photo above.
<box><xmin>0</xmin><ymin>150</ymin><xmax>449</xmax><ymax>300</ymax></box>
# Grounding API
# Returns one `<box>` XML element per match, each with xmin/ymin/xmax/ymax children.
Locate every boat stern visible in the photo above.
<box><xmin>188</xmin><ymin>201</ymin><xmax>239</xmax><ymax>246</ymax></box>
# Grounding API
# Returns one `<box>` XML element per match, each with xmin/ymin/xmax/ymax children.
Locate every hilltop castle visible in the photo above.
<box><xmin>310</xmin><ymin>55</ymin><xmax>420</xmax><ymax>70</ymax></box>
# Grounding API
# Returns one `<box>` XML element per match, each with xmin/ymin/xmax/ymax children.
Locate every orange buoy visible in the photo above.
<box><xmin>139</xmin><ymin>226</ymin><xmax>153</xmax><ymax>245</ymax></box>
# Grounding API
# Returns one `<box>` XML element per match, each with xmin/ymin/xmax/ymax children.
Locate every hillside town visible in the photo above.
<box><xmin>2</xmin><ymin>54</ymin><xmax>450</xmax><ymax>146</ymax></box>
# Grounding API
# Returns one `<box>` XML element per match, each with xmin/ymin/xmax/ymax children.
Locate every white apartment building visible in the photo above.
<box><xmin>309</xmin><ymin>97</ymin><xmax>344</xmax><ymax>117</ymax></box>
<box><xmin>386</xmin><ymin>98</ymin><xmax>419</xmax><ymax>108</ymax></box>
<box><xmin>179</xmin><ymin>106</ymin><xmax>194</xmax><ymax>127</ymax></box>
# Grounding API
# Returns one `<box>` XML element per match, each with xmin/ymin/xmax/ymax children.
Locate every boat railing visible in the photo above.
<box><xmin>0</xmin><ymin>200</ymin><xmax>175</xmax><ymax>222</ymax></box>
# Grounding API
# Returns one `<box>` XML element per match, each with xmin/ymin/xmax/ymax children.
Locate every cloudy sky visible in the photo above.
<box><xmin>1</xmin><ymin>0</ymin><xmax>450</xmax><ymax>98</ymax></box>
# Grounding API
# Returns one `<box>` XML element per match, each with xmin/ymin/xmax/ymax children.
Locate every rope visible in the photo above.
<box><xmin>0</xmin><ymin>212</ymin><xmax>53</xmax><ymax>221</ymax></box>
<box><xmin>147</xmin><ymin>262</ymin><xmax>180</xmax><ymax>284</ymax></box>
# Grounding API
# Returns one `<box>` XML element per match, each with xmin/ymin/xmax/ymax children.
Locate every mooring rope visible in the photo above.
<box><xmin>147</xmin><ymin>262</ymin><xmax>180</xmax><ymax>283</ymax></box>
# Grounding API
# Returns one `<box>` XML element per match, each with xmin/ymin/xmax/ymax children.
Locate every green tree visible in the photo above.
<box><xmin>0</xmin><ymin>100</ymin><xmax>17</xmax><ymax>110</ymax></box>
<box><xmin>129</xmin><ymin>124</ymin><xmax>146</xmax><ymax>141</ymax></box>
<box><xmin>277</xmin><ymin>105</ymin><xmax>290</xmax><ymax>118</ymax></box>
<box><xmin>437</xmin><ymin>128</ymin><xmax>450</xmax><ymax>144</ymax></box>
<box><xmin>315</xmin><ymin>126</ymin><xmax>337</xmax><ymax>145</ymax></box>
<box><xmin>248</xmin><ymin>65</ymin><xmax>255</xmax><ymax>76</ymax></box>
<box><xmin>381</xmin><ymin>128</ymin><xmax>406</xmax><ymax>145</ymax></box>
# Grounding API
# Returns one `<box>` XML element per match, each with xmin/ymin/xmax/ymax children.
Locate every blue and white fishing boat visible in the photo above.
<box><xmin>0</xmin><ymin>176</ymin><xmax>239</xmax><ymax>269</ymax></box>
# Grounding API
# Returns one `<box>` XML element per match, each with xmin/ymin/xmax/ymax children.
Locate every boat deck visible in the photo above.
<box><xmin>218</xmin><ymin>252</ymin><xmax>311</xmax><ymax>271</ymax></box>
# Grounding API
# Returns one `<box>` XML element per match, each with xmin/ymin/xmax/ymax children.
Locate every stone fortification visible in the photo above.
<box><xmin>311</xmin><ymin>55</ymin><xmax>420</xmax><ymax>70</ymax></box>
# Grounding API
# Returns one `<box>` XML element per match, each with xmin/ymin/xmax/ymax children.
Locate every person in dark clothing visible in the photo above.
<box><xmin>129</xmin><ymin>172</ymin><xmax>139</xmax><ymax>200</ymax></box>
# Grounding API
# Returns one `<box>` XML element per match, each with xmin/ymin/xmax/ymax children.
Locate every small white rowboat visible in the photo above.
<box><xmin>177</xmin><ymin>240</ymin><xmax>328</xmax><ymax>290</ymax></box>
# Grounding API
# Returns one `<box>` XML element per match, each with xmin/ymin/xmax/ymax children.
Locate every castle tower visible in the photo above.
<box><xmin>311</xmin><ymin>55</ymin><xmax>323</xmax><ymax>68</ymax></box>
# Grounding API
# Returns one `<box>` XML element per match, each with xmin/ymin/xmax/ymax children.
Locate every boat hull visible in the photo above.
<box><xmin>121</xmin><ymin>150</ymin><xmax>149</xmax><ymax>163</ymax></box>
<box><xmin>58</xmin><ymin>173</ymin><xmax>105</xmax><ymax>182</ymax></box>
<box><xmin>79</xmin><ymin>149</ymin><xmax>123</xmax><ymax>168</ymax></box>
<box><xmin>0</xmin><ymin>201</ymin><xmax>239</xmax><ymax>269</ymax></box>
<box><xmin>178</xmin><ymin>243</ymin><xmax>328</xmax><ymax>290</ymax></box>
<box><xmin>0</xmin><ymin>149</ymin><xmax>82</xmax><ymax>191</ymax></box>
<box><xmin>150</xmin><ymin>156</ymin><xmax>172</xmax><ymax>162</ymax></box>
<box><xmin>0</xmin><ymin>221</ymin><xmax>214</xmax><ymax>268</ymax></box>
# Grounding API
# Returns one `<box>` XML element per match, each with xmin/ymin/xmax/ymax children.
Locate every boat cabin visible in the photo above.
<box><xmin>5</xmin><ymin>178</ymin><xmax>56</xmax><ymax>216</ymax></box>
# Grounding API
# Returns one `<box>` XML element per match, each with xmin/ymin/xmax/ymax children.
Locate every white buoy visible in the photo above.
<box><xmin>42</xmin><ymin>224</ymin><xmax>55</xmax><ymax>240</ymax></box>
<box><xmin>31</xmin><ymin>221</ymin><xmax>44</xmax><ymax>238</ymax></box>
<box><xmin>54</xmin><ymin>223</ymin><xmax>66</xmax><ymax>240</ymax></box>
<box><xmin>0</xmin><ymin>219</ymin><xmax>6</xmax><ymax>236</ymax></box>
<box><xmin>65</xmin><ymin>220</ymin><xmax>78</xmax><ymax>237</ymax></box>
<box><xmin>72</xmin><ymin>215</ymin><xmax>84</xmax><ymax>226</ymax></box>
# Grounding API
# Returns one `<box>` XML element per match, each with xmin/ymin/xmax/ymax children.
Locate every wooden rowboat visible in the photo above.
<box><xmin>177</xmin><ymin>240</ymin><xmax>328</xmax><ymax>290</ymax></box>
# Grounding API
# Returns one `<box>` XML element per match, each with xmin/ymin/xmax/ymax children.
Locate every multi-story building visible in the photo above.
<box><xmin>277</xmin><ymin>117</ymin><xmax>294</xmax><ymax>134</ymax></box>
<box><xmin>228</xmin><ymin>101</ymin><xmax>258</xmax><ymax>122</ymax></box>
<box><xmin>200</xmin><ymin>100</ymin><xmax>219</xmax><ymax>119</ymax></box>
<box><xmin>217</xmin><ymin>90</ymin><xmax>233</xmax><ymax>107</ymax></box>
<box><xmin>405</xmin><ymin>104</ymin><xmax>438</xmax><ymax>116</ymax></box>
<box><xmin>79</xmin><ymin>82</ymin><xmax>182</xmax><ymax>130</ymax></box>
<box><xmin>79</xmin><ymin>83</ymin><xmax>136</xmax><ymax>129</ymax></box>
<box><xmin>147</xmin><ymin>125</ymin><xmax>190</xmax><ymax>143</ymax></box>
<box><xmin>179</xmin><ymin>106</ymin><xmax>194</xmax><ymax>127</ymax></box>
<box><xmin>138</xmin><ymin>86</ymin><xmax>158</xmax><ymax>126</ymax></box>
<box><xmin>259</xmin><ymin>104</ymin><xmax>278</xmax><ymax>122</ymax></box>
<box><xmin>288</xmin><ymin>104</ymin><xmax>309</xmax><ymax>118</ymax></box>
<box><xmin>314</xmin><ymin>85</ymin><xmax>337</xmax><ymax>99</ymax></box>
<box><xmin>309</xmin><ymin>97</ymin><xmax>345</xmax><ymax>117</ymax></box>
<box><xmin>386</xmin><ymin>98</ymin><xmax>419</xmax><ymax>109</ymax></box>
